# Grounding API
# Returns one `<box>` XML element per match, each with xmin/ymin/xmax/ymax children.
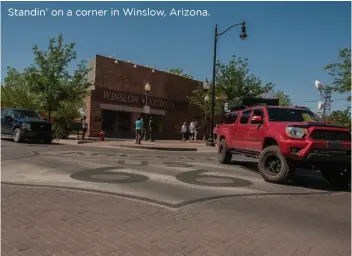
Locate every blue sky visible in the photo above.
<box><xmin>1</xmin><ymin>1</ymin><xmax>351</xmax><ymax>111</ymax></box>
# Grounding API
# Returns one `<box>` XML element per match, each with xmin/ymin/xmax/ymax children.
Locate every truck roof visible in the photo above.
<box><xmin>227</xmin><ymin>105</ymin><xmax>311</xmax><ymax>113</ymax></box>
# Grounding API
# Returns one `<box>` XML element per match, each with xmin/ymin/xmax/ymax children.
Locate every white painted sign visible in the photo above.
<box><xmin>143</xmin><ymin>105</ymin><xmax>151</xmax><ymax>114</ymax></box>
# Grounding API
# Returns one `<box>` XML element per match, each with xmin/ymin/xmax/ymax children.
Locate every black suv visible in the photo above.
<box><xmin>1</xmin><ymin>108</ymin><xmax>52</xmax><ymax>143</ymax></box>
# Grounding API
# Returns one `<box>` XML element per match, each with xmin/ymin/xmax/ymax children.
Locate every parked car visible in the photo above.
<box><xmin>1</xmin><ymin>108</ymin><xmax>52</xmax><ymax>144</ymax></box>
<box><xmin>216</xmin><ymin>97</ymin><xmax>351</xmax><ymax>189</ymax></box>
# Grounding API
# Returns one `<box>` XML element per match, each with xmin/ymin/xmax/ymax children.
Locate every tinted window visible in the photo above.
<box><xmin>224</xmin><ymin>112</ymin><xmax>239</xmax><ymax>124</ymax></box>
<box><xmin>7</xmin><ymin>109</ymin><xmax>14</xmax><ymax>117</ymax></box>
<box><xmin>13</xmin><ymin>110</ymin><xmax>42</xmax><ymax>119</ymax></box>
<box><xmin>2</xmin><ymin>109</ymin><xmax>9</xmax><ymax>117</ymax></box>
<box><xmin>240</xmin><ymin>111</ymin><xmax>251</xmax><ymax>124</ymax></box>
<box><xmin>253</xmin><ymin>109</ymin><xmax>263</xmax><ymax>117</ymax></box>
<box><xmin>250</xmin><ymin>109</ymin><xmax>264</xmax><ymax>124</ymax></box>
<box><xmin>267</xmin><ymin>107</ymin><xmax>321</xmax><ymax>122</ymax></box>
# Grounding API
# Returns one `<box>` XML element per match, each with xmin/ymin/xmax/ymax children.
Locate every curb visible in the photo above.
<box><xmin>120</xmin><ymin>145</ymin><xmax>198</xmax><ymax>152</ymax></box>
<box><xmin>54</xmin><ymin>140</ymin><xmax>95</xmax><ymax>145</ymax></box>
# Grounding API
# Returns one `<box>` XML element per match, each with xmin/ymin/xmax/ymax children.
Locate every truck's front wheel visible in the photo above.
<box><xmin>258</xmin><ymin>145</ymin><xmax>291</xmax><ymax>183</ymax></box>
<box><xmin>13</xmin><ymin>128</ymin><xmax>23</xmax><ymax>143</ymax></box>
<box><xmin>218</xmin><ymin>139</ymin><xmax>232</xmax><ymax>164</ymax></box>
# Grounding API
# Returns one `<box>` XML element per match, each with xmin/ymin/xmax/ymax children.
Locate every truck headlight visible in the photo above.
<box><xmin>22</xmin><ymin>123</ymin><xmax>31</xmax><ymax>130</ymax></box>
<box><xmin>285</xmin><ymin>127</ymin><xmax>308</xmax><ymax>139</ymax></box>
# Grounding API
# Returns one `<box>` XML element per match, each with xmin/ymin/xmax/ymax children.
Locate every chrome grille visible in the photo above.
<box><xmin>310</xmin><ymin>130</ymin><xmax>351</xmax><ymax>141</ymax></box>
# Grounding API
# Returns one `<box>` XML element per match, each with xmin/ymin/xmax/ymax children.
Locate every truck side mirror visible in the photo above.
<box><xmin>251</xmin><ymin>115</ymin><xmax>263</xmax><ymax>123</ymax></box>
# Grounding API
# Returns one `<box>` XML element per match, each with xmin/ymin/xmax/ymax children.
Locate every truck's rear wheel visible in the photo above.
<box><xmin>258</xmin><ymin>145</ymin><xmax>291</xmax><ymax>183</ymax></box>
<box><xmin>218</xmin><ymin>139</ymin><xmax>232</xmax><ymax>164</ymax></box>
<box><xmin>320</xmin><ymin>167</ymin><xmax>351</xmax><ymax>190</ymax></box>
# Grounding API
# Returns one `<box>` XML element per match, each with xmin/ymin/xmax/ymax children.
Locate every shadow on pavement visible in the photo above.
<box><xmin>1</xmin><ymin>137</ymin><xmax>61</xmax><ymax>146</ymax></box>
<box><xmin>229</xmin><ymin>160</ymin><xmax>351</xmax><ymax>193</ymax></box>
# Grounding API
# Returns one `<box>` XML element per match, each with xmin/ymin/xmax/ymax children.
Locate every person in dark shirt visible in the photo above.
<box><xmin>148</xmin><ymin>117</ymin><xmax>153</xmax><ymax>142</ymax></box>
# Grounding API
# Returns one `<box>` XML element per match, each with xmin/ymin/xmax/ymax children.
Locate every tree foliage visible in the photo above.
<box><xmin>168</xmin><ymin>68</ymin><xmax>194</xmax><ymax>79</ymax></box>
<box><xmin>1</xmin><ymin>67</ymin><xmax>40</xmax><ymax>110</ymax></box>
<box><xmin>187</xmin><ymin>85</ymin><xmax>224</xmax><ymax>113</ymax></box>
<box><xmin>215</xmin><ymin>56</ymin><xmax>274</xmax><ymax>101</ymax></box>
<box><xmin>25</xmin><ymin>34</ymin><xmax>90</xmax><ymax>122</ymax></box>
<box><xmin>272</xmin><ymin>90</ymin><xmax>292</xmax><ymax>106</ymax></box>
<box><xmin>324</xmin><ymin>48</ymin><xmax>351</xmax><ymax>100</ymax></box>
<box><xmin>328</xmin><ymin>108</ymin><xmax>351</xmax><ymax>127</ymax></box>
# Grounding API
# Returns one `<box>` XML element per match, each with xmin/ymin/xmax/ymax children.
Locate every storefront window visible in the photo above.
<box><xmin>102</xmin><ymin>110</ymin><xmax>132</xmax><ymax>138</ymax></box>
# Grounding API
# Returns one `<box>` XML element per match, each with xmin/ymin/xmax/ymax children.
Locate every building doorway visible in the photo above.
<box><xmin>102</xmin><ymin>110</ymin><xmax>133</xmax><ymax>138</ymax></box>
<box><xmin>140</xmin><ymin>113</ymin><xmax>164</xmax><ymax>140</ymax></box>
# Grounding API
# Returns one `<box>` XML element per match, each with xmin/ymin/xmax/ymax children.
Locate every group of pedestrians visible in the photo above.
<box><xmin>135</xmin><ymin>116</ymin><xmax>153</xmax><ymax>144</ymax></box>
<box><xmin>180</xmin><ymin>121</ymin><xmax>200</xmax><ymax>142</ymax></box>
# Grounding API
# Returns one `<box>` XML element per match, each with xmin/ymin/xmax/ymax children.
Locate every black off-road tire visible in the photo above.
<box><xmin>258</xmin><ymin>145</ymin><xmax>291</xmax><ymax>183</ymax></box>
<box><xmin>218</xmin><ymin>139</ymin><xmax>232</xmax><ymax>164</ymax></box>
<box><xmin>13</xmin><ymin>128</ymin><xmax>23</xmax><ymax>143</ymax></box>
<box><xmin>320</xmin><ymin>167</ymin><xmax>351</xmax><ymax>190</ymax></box>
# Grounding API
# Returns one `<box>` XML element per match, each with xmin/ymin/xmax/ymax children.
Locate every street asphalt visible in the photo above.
<box><xmin>1</xmin><ymin>138</ymin><xmax>351</xmax><ymax>256</ymax></box>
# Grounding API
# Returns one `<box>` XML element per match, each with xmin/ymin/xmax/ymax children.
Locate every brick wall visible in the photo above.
<box><xmin>86</xmin><ymin>55</ymin><xmax>205</xmax><ymax>139</ymax></box>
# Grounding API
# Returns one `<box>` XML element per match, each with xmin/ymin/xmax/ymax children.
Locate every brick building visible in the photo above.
<box><xmin>85</xmin><ymin>55</ymin><xmax>204</xmax><ymax>139</ymax></box>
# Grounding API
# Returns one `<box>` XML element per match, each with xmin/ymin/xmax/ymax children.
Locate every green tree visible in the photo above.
<box><xmin>168</xmin><ymin>68</ymin><xmax>194</xmax><ymax>79</ymax></box>
<box><xmin>53</xmin><ymin>99</ymin><xmax>83</xmax><ymax>125</ymax></box>
<box><xmin>215</xmin><ymin>56</ymin><xmax>274</xmax><ymax>101</ymax></box>
<box><xmin>324</xmin><ymin>48</ymin><xmax>351</xmax><ymax>100</ymax></box>
<box><xmin>272</xmin><ymin>90</ymin><xmax>292</xmax><ymax>106</ymax></box>
<box><xmin>328</xmin><ymin>108</ymin><xmax>351</xmax><ymax>127</ymax></box>
<box><xmin>26</xmin><ymin>34</ymin><xmax>90</xmax><ymax>122</ymax></box>
<box><xmin>1</xmin><ymin>67</ymin><xmax>40</xmax><ymax>110</ymax></box>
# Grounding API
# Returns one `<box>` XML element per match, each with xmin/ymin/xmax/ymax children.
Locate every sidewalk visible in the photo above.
<box><xmin>55</xmin><ymin>138</ymin><xmax>218</xmax><ymax>152</ymax></box>
<box><xmin>3</xmin><ymin>184</ymin><xmax>350</xmax><ymax>256</ymax></box>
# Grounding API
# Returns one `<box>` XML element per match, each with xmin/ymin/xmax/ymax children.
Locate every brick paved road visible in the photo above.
<box><xmin>2</xmin><ymin>184</ymin><xmax>350</xmax><ymax>256</ymax></box>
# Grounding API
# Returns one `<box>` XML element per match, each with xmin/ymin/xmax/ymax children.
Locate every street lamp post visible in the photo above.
<box><xmin>204</xmin><ymin>95</ymin><xmax>210</xmax><ymax>140</ymax></box>
<box><xmin>144</xmin><ymin>82</ymin><xmax>151</xmax><ymax>141</ymax></box>
<box><xmin>145</xmin><ymin>82</ymin><xmax>151</xmax><ymax>107</ymax></box>
<box><xmin>206</xmin><ymin>21</ymin><xmax>247</xmax><ymax>147</ymax></box>
<box><xmin>203</xmin><ymin>79</ymin><xmax>210</xmax><ymax>141</ymax></box>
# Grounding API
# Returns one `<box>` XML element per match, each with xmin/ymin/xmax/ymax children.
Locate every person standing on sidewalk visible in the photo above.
<box><xmin>135</xmin><ymin>116</ymin><xmax>143</xmax><ymax>144</ymax></box>
<box><xmin>181</xmin><ymin>122</ymin><xmax>187</xmax><ymax>142</ymax></box>
<box><xmin>189</xmin><ymin>122</ymin><xmax>195</xmax><ymax>142</ymax></box>
<box><xmin>194</xmin><ymin>121</ymin><xmax>199</xmax><ymax>141</ymax></box>
<box><xmin>148</xmin><ymin>117</ymin><xmax>153</xmax><ymax>142</ymax></box>
<box><xmin>213</xmin><ymin>124</ymin><xmax>219</xmax><ymax>140</ymax></box>
<box><xmin>81</xmin><ymin>116</ymin><xmax>88</xmax><ymax>140</ymax></box>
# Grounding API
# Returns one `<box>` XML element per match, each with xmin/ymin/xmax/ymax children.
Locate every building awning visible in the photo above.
<box><xmin>100</xmin><ymin>103</ymin><xmax>166</xmax><ymax>115</ymax></box>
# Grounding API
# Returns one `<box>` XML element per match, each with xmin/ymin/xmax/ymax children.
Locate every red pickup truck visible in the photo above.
<box><xmin>216</xmin><ymin>103</ymin><xmax>351</xmax><ymax>189</ymax></box>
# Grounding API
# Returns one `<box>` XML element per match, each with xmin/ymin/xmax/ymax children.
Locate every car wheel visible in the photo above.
<box><xmin>320</xmin><ymin>167</ymin><xmax>351</xmax><ymax>190</ymax></box>
<box><xmin>13</xmin><ymin>128</ymin><xmax>22</xmax><ymax>143</ymax></box>
<box><xmin>258</xmin><ymin>145</ymin><xmax>291</xmax><ymax>183</ymax></box>
<box><xmin>43</xmin><ymin>137</ymin><xmax>52</xmax><ymax>144</ymax></box>
<box><xmin>218</xmin><ymin>139</ymin><xmax>232</xmax><ymax>164</ymax></box>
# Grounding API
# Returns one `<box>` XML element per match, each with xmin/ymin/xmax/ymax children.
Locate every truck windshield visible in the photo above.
<box><xmin>267</xmin><ymin>107</ymin><xmax>322</xmax><ymax>122</ymax></box>
<box><xmin>13</xmin><ymin>110</ymin><xmax>42</xmax><ymax>119</ymax></box>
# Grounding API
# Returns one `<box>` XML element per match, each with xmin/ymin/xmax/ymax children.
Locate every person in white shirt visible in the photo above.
<box><xmin>181</xmin><ymin>122</ymin><xmax>187</xmax><ymax>142</ymax></box>
<box><xmin>189</xmin><ymin>122</ymin><xmax>195</xmax><ymax>141</ymax></box>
